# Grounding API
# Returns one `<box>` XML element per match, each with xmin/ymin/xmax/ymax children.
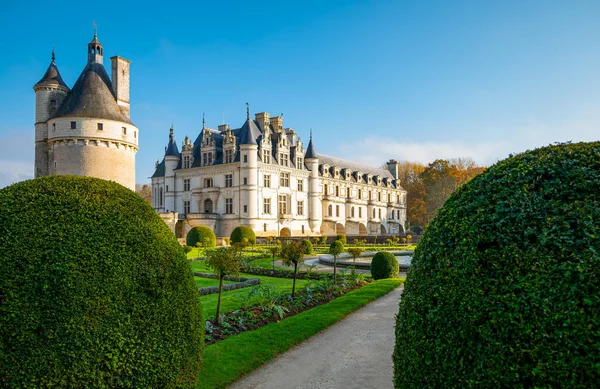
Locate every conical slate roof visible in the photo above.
<box><xmin>52</xmin><ymin>62</ymin><xmax>132</xmax><ymax>124</ymax></box>
<box><xmin>238</xmin><ymin>118</ymin><xmax>261</xmax><ymax>145</ymax></box>
<box><xmin>305</xmin><ymin>133</ymin><xmax>317</xmax><ymax>159</ymax></box>
<box><xmin>165</xmin><ymin>126</ymin><xmax>180</xmax><ymax>156</ymax></box>
<box><xmin>34</xmin><ymin>58</ymin><xmax>69</xmax><ymax>89</ymax></box>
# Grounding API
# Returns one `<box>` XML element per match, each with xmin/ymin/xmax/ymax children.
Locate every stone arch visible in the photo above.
<box><xmin>280</xmin><ymin>227</ymin><xmax>291</xmax><ymax>237</ymax></box>
<box><xmin>359</xmin><ymin>223</ymin><xmax>368</xmax><ymax>236</ymax></box>
<box><xmin>335</xmin><ymin>223</ymin><xmax>346</xmax><ymax>235</ymax></box>
<box><xmin>380</xmin><ymin>224</ymin><xmax>387</xmax><ymax>236</ymax></box>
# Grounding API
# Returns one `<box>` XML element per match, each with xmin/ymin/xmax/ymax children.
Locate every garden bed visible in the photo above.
<box><xmin>205</xmin><ymin>277</ymin><xmax>369</xmax><ymax>345</ymax></box>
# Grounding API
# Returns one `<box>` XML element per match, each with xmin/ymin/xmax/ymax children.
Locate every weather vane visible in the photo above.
<box><xmin>93</xmin><ymin>21</ymin><xmax>98</xmax><ymax>37</ymax></box>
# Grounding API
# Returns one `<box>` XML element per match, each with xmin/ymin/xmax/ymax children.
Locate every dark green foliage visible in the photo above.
<box><xmin>186</xmin><ymin>226</ymin><xmax>217</xmax><ymax>248</ymax></box>
<box><xmin>183</xmin><ymin>245</ymin><xmax>193</xmax><ymax>253</ymax></box>
<box><xmin>0</xmin><ymin>176</ymin><xmax>204</xmax><ymax>388</ymax></box>
<box><xmin>230</xmin><ymin>226</ymin><xmax>256</xmax><ymax>245</ymax></box>
<box><xmin>301</xmin><ymin>239</ymin><xmax>313</xmax><ymax>254</ymax></box>
<box><xmin>370</xmin><ymin>251</ymin><xmax>399</xmax><ymax>280</ymax></box>
<box><xmin>394</xmin><ymin>142</ymin><xmax>600</xmax><ymax>388</ymax></box>
<box><xmin>335</xmin><ymin>234</ymin><xmax>347</xmax><ymax>244</ymax></box>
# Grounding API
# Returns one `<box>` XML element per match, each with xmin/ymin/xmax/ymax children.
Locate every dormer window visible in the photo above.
<box><xmin>296</xmin><ymin>157</ymin><xmax>303</xmax><ymax>168</ymax></box>
<box><xmin>263</xmin><ymin>149</ymin><xmax>271</xmax><ymax>163</ymax></box>
<box><xmin>280</xmin><ymin>153</ymin><xmax>289</xmax><ymax>167</ymax></box>
<box><xmin>225</xmin><ymin>149</ymin><xmax>233</xmax><ymax>164</ymax></box>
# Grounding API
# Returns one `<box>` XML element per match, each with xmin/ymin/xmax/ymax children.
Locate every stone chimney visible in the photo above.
<box><xmin>255</xmin><ymin>112</ymin><xmax>270</xmax><ymax>131</ymax></box>
<box><xmin>111</xmin><ymin>56</ymin><xmax>131</xmax><ymax>119</ymax></box>
<box><xmin>270</xmin><ymin>116</ymin><xmax>283</xmax><ymax>132</ymax></box>
<box><xmin>386</xmin><ymin>159</ymin><xmax>399</xmax><ymax>179</ymax></box>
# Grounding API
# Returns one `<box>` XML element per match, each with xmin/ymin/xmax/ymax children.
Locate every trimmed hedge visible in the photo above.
<box><xmin>230</xmin><ymin>226</ymin><xmax>256</xmax><ymax>245</ymax></box>
<box><xmin>370</xmin><ymin>251</ymin><xmax>399</xmax><ymax>280</ymax></box>
<box><xmin>335</xmin><ymin>234</ymin><xmax>347</xmax><ymax>244</ymax></box>
<box><xmin>0</xmin><ymin>176</ymin><xmax>204</xmax><ymax>388</ymax></box>
<box><xmin>394</xmin><ymin>142</ymin><xmax>600</xmax><ymax>388</ymax></box>
<box><xmin>301</xmin><ymin>239</ymin><xmax>313</xmax><ymax>254</ymax></box>
<box><xmin>186</xmin><ymin>226</ymin><xmax>217</xmax><ymax>248</ymax></box>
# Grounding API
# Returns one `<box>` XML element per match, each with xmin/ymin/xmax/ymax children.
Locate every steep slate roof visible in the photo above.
<box><xmin>238</xmin><ymin>119</ymin><xmax>261</xmax><ymax>145</ymax></box>
<box><xmin>165</xmin><ymin>126</ymin><xmax>180</xmax><ymax>156</ymax></box>
<box><xmin>317</xmin><ymin>153</ymin><xmax>393</xmax><ymax>178</ymax></box>
<box><xmin>52</xmin><ymin>63</ymin><xmax>132</xmax><ymax>124</ymax></box>
<box><xmin>34</xmin><ymin>58</ymin><xmax>69</xmax><ymax>89</ymax></box>
<box><xmin>152</xmin><ymin>159</ymin><xmax>165</xmax><ymax>178</ymax></box>
<box><xmin>305</xmin><ymin>135</ymin><xmax>317</xmax><ymax>159</ymax></box>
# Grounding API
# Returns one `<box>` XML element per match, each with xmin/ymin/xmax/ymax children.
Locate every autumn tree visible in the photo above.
<box><xmin>135</xmin><ymin>183</ymin><xmax>152</xmax><ymax>205</ymax></box>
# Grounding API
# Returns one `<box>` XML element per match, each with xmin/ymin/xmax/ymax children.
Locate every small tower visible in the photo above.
<box><xmin>33</xmin><ymin>49</ymin><xmax>69</xmax><ymax>178</ymax></box>
<box><xmin>164</xmin><ymin>125</ymin><xmax>180</xmax><ymax>212</ymax></box>
<box><xmin>239</xmin><ymin>105</ymin><xmax>260</xmax><ymax>229</ymax></box>
<box><xmin>305</xmin><ymin>130</ymin><xmax>322</xmax><ymax>233</ymax></box>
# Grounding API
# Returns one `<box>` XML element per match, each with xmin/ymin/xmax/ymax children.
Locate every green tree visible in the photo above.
<box><xmin>329</xmin><ymin>240</ymin><xmax>345</xmax><ymax>281</ymax></box>
<box><xmin>269</xmin><ymin>245</ymin><xmax>280</xmax><ymax>271</ymax></box>
<box><xmin>205</xmin><ymin>247</ymin><xmax>242</xmax><ymax>324</ymax></box>
<box><xmin>347</xmin><ymin>247</ymin><xmax>363</xmax><ymax>267</ymax></box>
<box><xmin>279</xmin><ymin>241</ymin><xmax>307</xmax><ymax>297</ymax></box>
<box><xmin>195</xmin><ymin>242</ymin><xmax>203</xmax><ymax>258</ymax></box>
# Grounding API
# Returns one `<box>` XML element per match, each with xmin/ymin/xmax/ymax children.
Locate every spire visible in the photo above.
<box><xmin>165</xmin><ymin>124</ymin><xmax>180</xmax><ymax>156</ymax></box>
<box><xmin>34</xmin><ymin>48</ymin><xmax>69</xmax><ymax>90</ymax></box>
<box><xmin>51</xmin><ymin>47</ymin><xmax>55</xmax><ymax>62</ymax></box>
<box><xmin>202</xmin><ymin>113</ymin><xmax>205</xmax><ymax>129</ymax></box>
<box><xmin>305</xmin><ymin>128</ymin><xmax>317</xmax><ymax>159</ymax></box>
<box><xmin>246</xmin><ymin>102</ymin><xmax>250</xmax><ymax>120</ymax></box>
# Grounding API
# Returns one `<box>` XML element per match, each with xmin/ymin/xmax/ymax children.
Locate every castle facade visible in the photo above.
<box><xmin>151</xmin><ymin>110</ymin><xmax>407</xmax><ymax>238</ymax></box>
<box><xmin>33</xmin><ymin>33</ymin><xmax>138</xmax><ymax>190</ymax></box>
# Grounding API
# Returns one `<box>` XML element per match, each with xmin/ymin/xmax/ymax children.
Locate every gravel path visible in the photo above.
<box><xmin>229</xmin><ymin>285</ymin><xmax>404</xmax><ymax>389</ymax></box>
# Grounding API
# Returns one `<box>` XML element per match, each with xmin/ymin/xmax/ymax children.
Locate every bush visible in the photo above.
<box><xmin>301</xmin><ymin>239</ymin><xmax>313</xmax><ymax>255</ymax></box>
<box><xmin>370</xmin><ymin>251</ymin><xmax>399</xmax><ymax>280</ymax></box>
<box><xmin>0</xmin><ymin>176</ymin><xmax>204</xmax><ymax>388</ymax></box>
<box><xmin>230</xmin><ymin>226</ymin><xmax>256</xmax><ymax>245</ymax></box>
<box><xmin>183</xmin><ymin>245</ymin><xmax>193</xmax><ymax>253</ymax></box>
<box><xmin>186</xmin><ymin>226</ymin><xmax>217</xmax><ymax>248</ymax></box>
<box><xmin>394</xmin><ymin>142</ymin><xmax>600</xmax><ymax>388</ymax></box>
<box><xmin>335</xmin><ymin>234</ymin><xmax>347</xmax><ymax>244</ymax></box>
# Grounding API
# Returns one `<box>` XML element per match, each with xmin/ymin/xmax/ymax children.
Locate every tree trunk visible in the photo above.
<box><xmin>292</xmin><ymin>262</ymin><xmax>298</xmax><ymax>297</ymax></box>
<box><xmin>216</xmin><ymin>273</ymin><xmax>224</xmax><ymax>324</ymax></box>
<box><xmin>333</xmin><ymin>256</ymin><xmax>337</xmax><ymax>282</ymax></box>
<box><xmin>272</xmin><ymin>255</ymin><xmax>275</xmax><ymax>271</ymax></box>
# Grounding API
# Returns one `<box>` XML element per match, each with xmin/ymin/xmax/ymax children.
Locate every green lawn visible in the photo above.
<box><xmin>194</xmin><ymin>277</ymin><xmax>237</xmax><ymax>288</ymax></box>
<box><xmin>197</xmin><ymin>278</ymin><xmax>404</xmax><ymax>389</ymax></box>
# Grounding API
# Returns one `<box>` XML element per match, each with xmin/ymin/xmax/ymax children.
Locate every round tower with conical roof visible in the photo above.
<box><xmin>33</xmin><ymin>32</ymin><xmax>139</xmax><ymax>190</ymax></box>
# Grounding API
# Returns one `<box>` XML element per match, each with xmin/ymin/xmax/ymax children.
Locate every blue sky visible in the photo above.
<box><xmin>1</xmin><ymin>0</ymin><xmax>599</xmax><ymax>188</ymax></box>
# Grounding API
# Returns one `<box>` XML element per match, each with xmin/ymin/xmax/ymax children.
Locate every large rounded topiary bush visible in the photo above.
<box><xmin>370</xmin><ymin>251</ymin><xmax>399</xmax><ymax>280</ymax></box>
<box><xmin>394</xmin><ymin>143</ymin><xmax>600</xmax><ymax>388</ymax></box>
<box><xmin>335</xmin><ymin>234</ymin><xmax>347</xmax><ymax>244</ymax></box>
<box><xmin>0</xmin><ymin>176</ymin><xmax>204</xmax><ymax>388</ymax></box>
<box><xmin>230</xmin><ymin>225</ymin><xmax>256</xmax><ymax>245</ymax></box>
<box><xmin>186</xmin><ymin>225</ymin><xmax>216</xmax><ymax>248</ymax></box>
<box><xmin>301</xmin><ymin>239</ymin><xmax>313</xmax><ymax>255</ymax></box>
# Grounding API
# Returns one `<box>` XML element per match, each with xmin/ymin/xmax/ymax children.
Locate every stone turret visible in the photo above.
<box><xmin>305</xmin><ymin>131</ymin><xmax>322</xmax><ymax>233</ymax></box>
<box><xmin>239</xmin><ymin>113</ymin><xmax>260</xmax><ymax>229</ymax></box>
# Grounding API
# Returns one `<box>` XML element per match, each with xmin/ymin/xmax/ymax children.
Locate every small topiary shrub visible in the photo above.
<box><xmin>230</xmin><ymin>226</ymin><xmax>256</xmax><ymax>246</ymax></box>
<box><xmin>335</xmin><ymin>234</ymin><xmax>347</xmax><ymax>244</ymax></box>
<box><xmin>394</xmin><ymin>142</ymin><xmax>600</xmax><ymax>388</ymax></box>
<box><xmin>0</xmin><ymin>176</ymin><xmax>204</xmax><ymax>388</ymax></box>
<box><xmin>183</xmin><ymin>245</ymin><xmax>193</xmax><ymax>253</ymax></box>
<box><xmin>186</xmin><ymin>226</ymin><xmax>217</xmax><ymax>248</ymax></box>
<box><xmin>370</xmin><ymin>251</ymin><xmax>399</xmax><ymax>280</ymax></box>
<box><xmin>301</xmin><ymin>239</ymin><xmax>313</xmax><ymax>254</ymax></box>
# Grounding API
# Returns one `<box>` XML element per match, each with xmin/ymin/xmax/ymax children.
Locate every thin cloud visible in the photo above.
<box><xmin>0</xmin><ymin>160</ymin><xmax>33</xmax><ymax>189</ymax></box>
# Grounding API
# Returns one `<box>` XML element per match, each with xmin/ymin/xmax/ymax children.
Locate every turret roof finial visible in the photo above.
<box><xmin>51</xmin><ymin>47</ymin><xmax>55</xmax><ymax>62</ymax></box>
<box><xmin>310</xmin><ymin>128</ymin><xmax>312</xmax><ymax>140</ymax></box>
<box><xmin>246</xmin><ymin>102</ymin><xmax>250</xmax><ymax>120</ymax></box>
<box><xmin>93</xmin><ymin>21</ymin><xmax>98</xmax><ymax>38</ymax></box>
<box><xmin>202</xmin><ymin>112</ymin><xmax>205</xmax><ymax>129</ymax></box>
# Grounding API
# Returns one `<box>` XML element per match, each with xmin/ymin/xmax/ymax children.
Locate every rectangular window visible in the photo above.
<box><xmin>278</xmin><ymin>194</ymin><xmax>288</xmax><ymax>215</ymax></box>
<box><xmin>122</xmin><ymin>127</ymin><xmax>127</xmax><ymax>135</ymax></box>
<box><xmin>296</xmin><ymin>157</ymin><xmax>303</xmax><ymax>168</ymax></box>
<box><xmin>243</xmin><ymin>177</ymin><xmax>247</xmax><ymax>185</ymax></box>
<box><xmin>225</xmin><ymin>198</ymin><xmax>233</xmax><ymax>214</ymax></box>
<box><xmin>280</xmin><ymin>172</ymin><xmax>290</xmax><ymax>187</ymax></box>
<box><xmin>264</xmin><ymin>223</ymin><xmax>267</xmax><ymax>232</ymax></box>
<box><xmin>183</xmin><ymin>179</ymin><xmax>190</xmax><ymax>191</ymax></box>
<box><xmin>358</xmin><ymin>190</ymin><xmax>362</xmax><ymax>200</ymax></box>
<box><xmin>225</xmin><ymin>174</ymin><xmax>233</xmax><ymax>188</ymax></box>
<box><xmin>336</xmin><ymin>205</ymin><xmax>340</xmax><ymax>217</ymax></box>
<box><xmin>263</xmin><ymin>150</ymin><xmax>271</xmax><ymax>163</ymax></box>
<box><xmin>263</xmin><ymin>198</ymin><xmax>271</xmax><ymax>214</ymax></box>
<box><xmin>225</xmin><ymin>149</ymin><xmax>233</xmax><ymax>164</ymax></box>
<box><xmin>203</xmin><ymin>153</ymin><xmax>207</xmax><ymax>165</ymax></box>
<box><xmin>50</xmin><ymin>99</ymin><xmax>57</xmax><ymax>110</ymax></box>
<box><xmin>208</xmin><ymin>152</ymin><xmax>213</xmax><ymax>165</ymax></box>
<box><xmin>336</xmin><ymin>186</ymin><xmax>339</xmax><ymax>196</ymax></box>
<box><xmin>183</xmin><ymin>201</ymin><xmax>190</xmax><ymax>215</ymax></box>
<box><xmin>70</xmin><ymin>121</ymin><xmax>76</xmax><ymax>129</ymax></box>
<box><xmin>359</xmin><ymin>207</ymin><xmax>362</xmax><ymax>218</ymax></box>
<box><xmin>183</xmin><ymin>156</ymin><xmax>190</xmax><ymax>169</ymax></box>
<box><xmin>97</xmin><ymin>123</ymin><xmax>103</xmax><ymax>131</ymax></box>
<box><xmin>204</xmin><ymin>178</ymin><xmax>213</xmax><ymax>188</ymax></box>
<box><xmin>378</xmin><ymin>192</ymin><xmax>381</xmax><ymax>202</ymax></box>
<box><xmin>243</xmin><ymin>205</ymin><xmax>248</xmax><ymax>213</ymax></box>
<box><xmin>379</xmin><ymin>208</ymin><xmax>382</xmax><ymax>219</ymax></box>
<box><xmin>280</xmin><ymin>153</ymin><xmax>289</xmax><ymax>166</ymax></box>
<box><xmin>264</xmin><ymin>174</ymin><xmax>271</xmax><ymax>188</ymax></box>
<box><xmin>134</xmin><ymin>131</ymin><xmax>137</xmax><ymax>139</ymax></box>
<box><xmin>302</xmin><ymin>225</ymin><xmax>305</xmax><ymax>234</ymax></box>
<box><xmin>297</xmin><ymin>200</ymin><xmax>304</xmax><ymax>216</ymax></box>
<box><xmin>297</xmin><ymin>180</ymin><xmax>303</xmax><ymax>192</ymax></box>
<box><xmin>243</xmin><ymin>154</ymin><xmax>248</xmax><ymax>163</ymax></box>
<box><xmin>52</xmin><ymin>123</ymin><xmax>56</xmax><ymax>131</ymax></box>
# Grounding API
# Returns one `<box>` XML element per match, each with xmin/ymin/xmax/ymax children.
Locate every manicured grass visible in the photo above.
<box><xmin>197</xmin><ymin>278</ymin><xmax>403</xmax><ymax>389</ymax></box>
<box><xmin>194</xmin><ymin>277</ymin><xmax>237</xmax><ymax>288</ymax></box>
<box><xmin>190</xmin><ymin>260</ymin><xmax>310</xmax><ymax>317</ymax></box>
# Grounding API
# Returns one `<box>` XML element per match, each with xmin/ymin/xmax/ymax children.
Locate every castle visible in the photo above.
<box><xmin>33</xmin><ymin>32</ymin><xmax>138</xmax><ymax>190</ymax></box>
<box><xmin>151</xmin><ymin>108</ymin><xmax>407</xmax><ymax>238</ymax></box>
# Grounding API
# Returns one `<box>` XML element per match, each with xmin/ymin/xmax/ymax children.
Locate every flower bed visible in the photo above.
<box><xmin>205</xmin><ymin>277</ymin><xmax>370</xmax><ymax>345</ymax></box>
<box><xmin>240</xmin><ymin>266</ymin><xmax>331</xmax><ymax>280</ymax></box>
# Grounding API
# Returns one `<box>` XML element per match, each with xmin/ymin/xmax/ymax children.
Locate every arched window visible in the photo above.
<box><xmin>204</xmin><ymin>199</ymin><xmax>213</xmax><ymax>213</ymax></box>
<box><xmin>328</xmin><ymin>204</ymin><xmax>332</xmax><ymax>216</ymax></box>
